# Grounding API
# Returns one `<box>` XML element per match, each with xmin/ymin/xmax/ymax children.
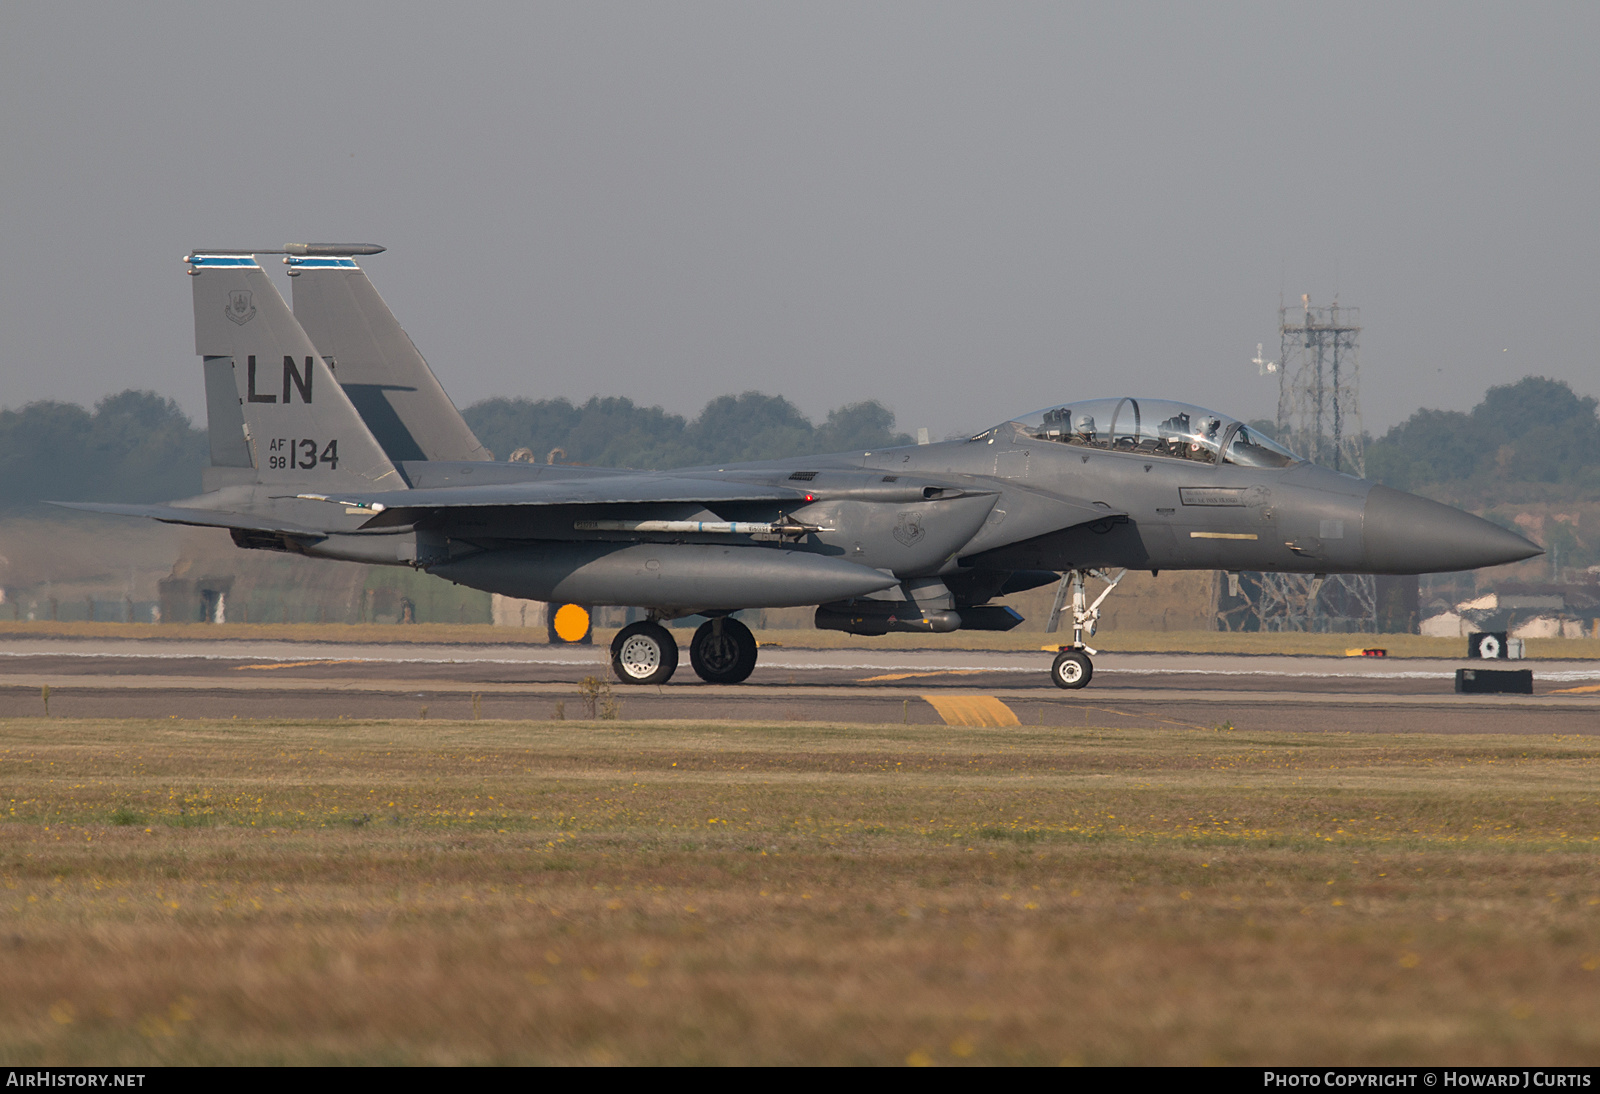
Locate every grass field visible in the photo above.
<box><xmin>4</xmin><ymin>618</ymin><xmax>1598</xmax><ymax>660</ymax></box>
<box><xmin>4</xmin><ymin>715</ymin><xmax>1599</xmax><ymax>1065</ymax></box>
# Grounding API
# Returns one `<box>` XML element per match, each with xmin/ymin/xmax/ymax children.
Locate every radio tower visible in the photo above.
<box><xmin>1217</xmin><ymin>297</ymin><xmax>1377</xmax><ymax>633</ymax></box>
<box><xmin>1277</xmin><ymin>296</ymin><xmax>1364</xmax><ymax>476</ymax></box>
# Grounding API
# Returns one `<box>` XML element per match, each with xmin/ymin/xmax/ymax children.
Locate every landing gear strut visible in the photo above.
<box><xmin>610</xmin><ymin>620</ymin><xmax>679</xmax><ymax>685</ymax></box>
<box><xmin>689</xmin><ymin>617</ymin><xmax>758</xmax><ymax>684</ymax></box>
<box><xmin>1045</xmin><ymin>568</ymin><xmax>1125</xmax><ymax>690</ymax></box>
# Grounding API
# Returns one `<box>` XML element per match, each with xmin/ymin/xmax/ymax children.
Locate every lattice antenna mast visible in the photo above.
<box><xmin>1277</xmin><ymin>296</ymin><xmax>1364</xmax><ymax>475</ymax></box>
<box><xmin>1221</xmin><ymin>296</ymin><xmax>1375</xmax><ymax>634</ymax></box>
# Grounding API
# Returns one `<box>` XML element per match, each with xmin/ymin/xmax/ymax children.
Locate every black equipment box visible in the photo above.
<box><xmin>1454</xmin><ymin>668</ymin><xmax>1533</xmax><ymax>694</ymax></box>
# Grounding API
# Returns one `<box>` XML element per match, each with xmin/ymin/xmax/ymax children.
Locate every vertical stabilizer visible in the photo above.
<box><xmin>288</xmin><ymin>255</ymin><xmax>491</xmax><ymax>462</ymax></box>
<box><xmin>188</xmin><ymin>254</ymin><xmax>404</xmax><ymax>490</ymax></box>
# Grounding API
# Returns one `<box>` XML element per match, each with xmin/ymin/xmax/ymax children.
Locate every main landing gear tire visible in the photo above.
<box><xmin>1051</xmin><ymin>649</ymin><xmax>1093</xmax><ymax>690</ymax></box>
<box><xmin>689</xmin><ymin>617</ymin><xmax>758</xmax><ymax>684</ymax></box>
<box><xmin>610</xmin><ymin>621</ymin><xmax>679</xmax><ymax>685</ymax></box>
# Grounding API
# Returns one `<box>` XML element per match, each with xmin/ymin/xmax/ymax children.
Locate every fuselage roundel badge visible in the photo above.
<box><xmin>225</xmin><ymin>290</ymin><xmax>256</xmax><ymax>325</ymax></box>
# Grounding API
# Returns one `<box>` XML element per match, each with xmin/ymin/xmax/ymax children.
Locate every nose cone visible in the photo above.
<box><xmin>1362</xmin><ymin>484</ymin><xmax>1543</xmax><ymax>574</ymax></box>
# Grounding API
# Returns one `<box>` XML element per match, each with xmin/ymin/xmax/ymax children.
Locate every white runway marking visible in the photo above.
<box><xmin>2</xmin><ymin>637</ymin><xmax>1598</xmax><ymax>682</ymax></box>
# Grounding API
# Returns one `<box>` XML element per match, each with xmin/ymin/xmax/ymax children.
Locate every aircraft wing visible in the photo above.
<box><xmin>302</xmin><ymin>474</ymin><xmax>817</xmax><ymax>528</ymax></box>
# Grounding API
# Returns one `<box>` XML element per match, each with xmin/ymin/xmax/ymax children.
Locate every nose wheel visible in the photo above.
<box><xmin>1051</xmin><ymin>648</ymin><xmax>1093</xmax><ymax>689</ymax></box>
<box><xmin>610</xmin><ymin>620</ymin><xmax>679</xmax><ymax>685</ymax></box>
<box><xmin>1044</xmin><ymin>568</ymin><xmax>1124</xmax><ymax>690</ymax></box>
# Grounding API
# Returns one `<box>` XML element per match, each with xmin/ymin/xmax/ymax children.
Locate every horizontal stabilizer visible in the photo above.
<box><xmin>46</xmin><ymin>501</ymin><xmax>327</xmax><ymax>537</ymax></box>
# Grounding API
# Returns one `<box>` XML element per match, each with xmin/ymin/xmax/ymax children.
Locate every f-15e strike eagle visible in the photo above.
<box><xmin>58</xmin><ymin>245</ymin><xmax>1542</xmax><ymax>689</ymax></box>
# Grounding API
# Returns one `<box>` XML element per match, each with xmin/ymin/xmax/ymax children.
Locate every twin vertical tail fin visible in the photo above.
<box><xmin>287</xmin><ymin>255</ymin><xmax>490</xmax><ymax>463</ymax></box>
<box><xmin>188</xmin><ymin>253</ymin><xmax>405</xmax><ymax>492</ymax></box>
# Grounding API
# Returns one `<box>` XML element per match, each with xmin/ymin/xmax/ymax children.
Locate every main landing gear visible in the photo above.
<box><xmin>688</xmin><ymin>617</ymin><xmax>758</xmax><ymax>684</ymax></box>
<box><xmin>1045</xmin><ymin>568</ymin><xmax>1126</xmax><ymax>690</ymax></box>
<box><xmin>610</xmin><ymin>620</ymin><xmax>678</xmax><ymax>685</ymax></box>
<box><xmin>608</xmin><ymin>615</ymin><xmax>759</xmax><ymax>686</ymax></box>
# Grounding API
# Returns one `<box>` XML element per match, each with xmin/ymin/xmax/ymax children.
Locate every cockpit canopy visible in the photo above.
<box><xmin>1003</xmin><ymin>398</ymin><xmax>1302</xmax><ymax>469</ymax></box>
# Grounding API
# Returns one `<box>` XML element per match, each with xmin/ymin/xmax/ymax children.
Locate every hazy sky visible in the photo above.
<box><xmin>3</xmin><ymin>2</ymin><xmax>1596</xmax><ymax>442</ymax></box>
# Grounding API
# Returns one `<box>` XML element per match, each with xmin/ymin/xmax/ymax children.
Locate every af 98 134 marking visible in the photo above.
<box><xmin>266</xmin><ymin>438</ymin><xmax>339</xmax><ymax>471</ymax></box>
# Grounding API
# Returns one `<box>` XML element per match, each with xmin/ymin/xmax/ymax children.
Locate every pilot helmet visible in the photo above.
<box><xmin>1198</xmin><ymin>416</ymin><xmax>1220</xmax><ymax>438</ymax></box>
<box><xmin>1074</xmin><ymin>414</ymin><xmax>1096</xmax><ymax>437</ymax></box>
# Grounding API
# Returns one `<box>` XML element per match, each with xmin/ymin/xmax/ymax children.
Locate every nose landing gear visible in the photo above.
<box><xmin>1051</xmin><ymin>648</ymin><xmax>1092</xmax><ymax>688</ymax></box>
<box><xmin>1045</xmin><ymin>568</ymin><xmax>1125</xmax><ymax>690</ymax></box>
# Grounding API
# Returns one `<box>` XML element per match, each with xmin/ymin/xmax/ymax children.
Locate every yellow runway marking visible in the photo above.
<box><xmin>859</xmin><ymin>670</ymin><xmax>988</xmax><ymax>682</ymax></box>
<box><xmin>921</xmin><ymin>694</ymin><xmax>1020</xmax><ymax>727</ymax></box>
<box><xmin>1550</xmin><ymin>684</ymin><xmax>1600</xmax><ymax>695</ymax></box>
<box><xmin>232</xmin><ymin>660</ymin><xmax>373</xmax><ymax>671</ymax></box>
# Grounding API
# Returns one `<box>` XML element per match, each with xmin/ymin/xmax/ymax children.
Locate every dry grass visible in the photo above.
<box><xmin>5</xmin><ymin>618</ymin><xmax>1597</xmax><ymax>660</ymax></box>
<box><xmin>3</xmin><ymin>716</ymin><xmax>1600</xmax><ymax>1065</ymax></box>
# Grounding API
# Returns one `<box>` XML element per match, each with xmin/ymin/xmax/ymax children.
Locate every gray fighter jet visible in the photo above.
<box><xmin>59</xmin><ymin>245</ymin><xmax>1543</xmax><ymax>689</ymax></box>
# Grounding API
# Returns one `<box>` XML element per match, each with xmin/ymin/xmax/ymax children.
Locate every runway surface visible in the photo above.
<box><xmin>1</xmin><ymin>633</ymin><xmax>1597</xmax><ymax>733</ymax></box>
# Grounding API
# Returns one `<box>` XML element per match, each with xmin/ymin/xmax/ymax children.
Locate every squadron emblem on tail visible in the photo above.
<box><xmin>225</xmin><ymin>290</ymin><xmax>256</xmax><ymax>325</ymax></box>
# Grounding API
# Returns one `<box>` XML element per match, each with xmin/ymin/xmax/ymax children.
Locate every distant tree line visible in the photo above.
<box><xmin>7</xmin><ymin>376</ymin><xmax>1594</xmax><ymax>513</ymax></box>
<box><xmin>1242</xmin><ymin>377</ymin><xmax>1600</xmax><ymax>494</ymax></box>
<box><xmin>0</xmin><ymin>389</ymin><xmax>913</xmax><ymax>512</ymax></box>
<box><xmin>1363</xmin><ymin>377</ymin><xmax>1600</xmax><ymax>493</ymax></box>
<box><xmin>0</xmin><ymin>391</ymin><xmax>208</xmax><ymax>512</ymax></box>
<box><xmin>462</xmin><ymin>392</ymin><xmax>913</xmax><ymax>468</ymax></box>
